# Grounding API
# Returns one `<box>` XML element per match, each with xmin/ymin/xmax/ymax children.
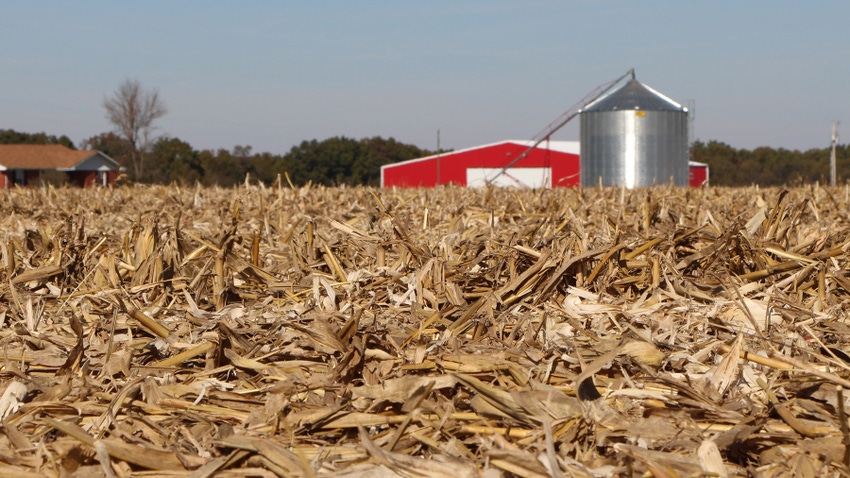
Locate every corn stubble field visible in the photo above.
<box><xmin>1</xmin><ymin>183</ymin><xmax>850</xmax><ymax>477</ymax></box>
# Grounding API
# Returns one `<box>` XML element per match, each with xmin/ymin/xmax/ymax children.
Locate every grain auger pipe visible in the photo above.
<box><xmin>486</xmin><ymin>68</ymin><xmax>635</xmax><ymax>186</ymax></box>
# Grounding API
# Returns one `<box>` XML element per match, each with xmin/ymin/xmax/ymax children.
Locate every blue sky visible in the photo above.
<box><xmin>2</xmin><ymin>2</ymin><xmax>847</xmax><ymax>155</ymax></box>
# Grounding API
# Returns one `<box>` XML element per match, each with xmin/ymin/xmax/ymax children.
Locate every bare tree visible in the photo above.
<box><xmin>103</xmin><ymin>79</ymin><xmax>167</xmax><ymax>179</ymax></box>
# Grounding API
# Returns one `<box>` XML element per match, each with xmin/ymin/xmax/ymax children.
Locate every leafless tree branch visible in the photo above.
<box><xmin>103</xmin><ymin>79</ymin><xmax>167</xmax><ymax>179</ymax></box>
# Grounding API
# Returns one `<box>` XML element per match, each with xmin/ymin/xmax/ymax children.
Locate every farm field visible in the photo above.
<box><xmin>1</xmin><ymin>183</ymin><xmax>850</xmax><ymax>477</ymax></box>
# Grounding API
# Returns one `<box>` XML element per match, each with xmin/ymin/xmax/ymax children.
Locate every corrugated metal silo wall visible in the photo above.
<box><xmin>580</xmin><ymin>109</ymin><xmax>688</xmax><ymax>187</ymax></box>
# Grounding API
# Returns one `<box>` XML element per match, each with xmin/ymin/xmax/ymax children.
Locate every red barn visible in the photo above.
<box><xmin>382</xmin><ymin>140</ymin><xmax>709</xmax><ymax>188</ymax></box>
<box><xmin>688</xmin><ymin>161</ymin><xmax>709</xmax><ymax>187</ymax></box>
<box><xmin>381</xmin><ymin>140</ymin><xmax>580</xmax><ymax>188</ymax></box>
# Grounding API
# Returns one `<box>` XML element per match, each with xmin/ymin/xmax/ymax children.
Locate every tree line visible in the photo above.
<box><xmin>690</xmin><ymin>140</ymin><xmax>849</xmax><ymax>187</ymax></box>
<box><xmin>3</xmin><ymin>79</ymin><xmax>847</xmax><ymax>188</ymax></box>
<box><xmin>3</xmin><ymin>128</ymin><xmax>848</xmax><ymax>187</ymax></box>
<box><xmin>0</xmin><ymin>128</ymin><xmax>437</xmax><ymax>187</ymax></box>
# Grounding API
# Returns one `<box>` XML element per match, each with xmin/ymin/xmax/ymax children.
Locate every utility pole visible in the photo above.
<box><xmin>831</xmin><ymin>122</ymin><xmax>839</xmax><ymax>187</ymax></box>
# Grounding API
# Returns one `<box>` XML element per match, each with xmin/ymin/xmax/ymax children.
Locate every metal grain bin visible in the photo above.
<box><xmin>580</xmin><ymin>76</ymin><xmax>689</xmax><ymax>188</ymax></box>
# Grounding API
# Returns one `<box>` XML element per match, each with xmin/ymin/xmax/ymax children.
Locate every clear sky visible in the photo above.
<box><xmin>2</xmin><ymin>2</ymin><xmax>847</xmax><ymax>155</ymax></box>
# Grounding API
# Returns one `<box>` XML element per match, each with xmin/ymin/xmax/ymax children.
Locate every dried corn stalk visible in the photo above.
<box><xmin>0</xmin><ymin>183</ymin><xmax>848</xmax><ymax>476</ymax></box>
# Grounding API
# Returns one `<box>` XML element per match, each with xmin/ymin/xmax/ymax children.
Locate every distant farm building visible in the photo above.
<box><xmin>381</xmin><ymin>140</ymin><xmax>708</xmax><ymax>188</ymax></box>
<box><xmin>381</xmin><ymin>140</ymin><xmax>580</xmax><ymax>188</ymax></box>
<box><xmin>0</xmin><ymin>144</ymin><xmax>122</xmax><ymax>189</ymax></box>
<box><xmin>688</xmin><ymin>161</ymin><xmax>709</xmax><ymax>187</ymax></box>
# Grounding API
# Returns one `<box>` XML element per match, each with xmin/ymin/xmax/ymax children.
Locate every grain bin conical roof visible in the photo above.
<box><xmin>582</xmin><ymin>79</ymin><xmax>685</xmax><ymax>112</ymax></box>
